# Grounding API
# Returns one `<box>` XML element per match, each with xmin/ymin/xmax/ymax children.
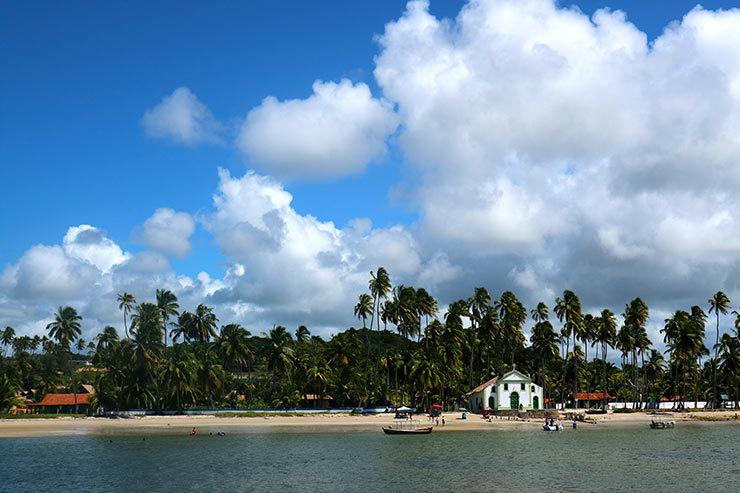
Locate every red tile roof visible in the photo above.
<box><xmin>570</xmin><ymin>393</ymin><xmax>612</xmax><ymax>400</ymax></box>
<box><xmin>29</xmin><ymin>393</ymin><xmax>93</xmax><ymax>406</ymax></box>
<box><xmin>660</xmin><ymin>396</ymin><xmax>685</xmax><ymax>402</ymax></box>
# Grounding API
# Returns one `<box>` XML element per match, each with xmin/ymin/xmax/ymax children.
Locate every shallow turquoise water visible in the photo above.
<box><xmin>2</xmin><ymin>423</ymin><xmax>740</xmax><ymax>492</ymax></box>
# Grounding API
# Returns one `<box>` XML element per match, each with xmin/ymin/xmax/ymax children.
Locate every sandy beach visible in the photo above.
<box><xmin>2</xmin><ymin>410</ymin><xmax>738</xmax><ymax>438</ymax></box>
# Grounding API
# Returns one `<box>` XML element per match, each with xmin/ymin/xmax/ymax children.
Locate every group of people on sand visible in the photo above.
<box><xmin>189</xmin><ymin>427</ymin><xmax>226</xmax><ymax>437</ymax></box>
<box><xmin>427</xmin><ymin>414</ymin><xmax>446</xmax><ymax>426</ymax></box>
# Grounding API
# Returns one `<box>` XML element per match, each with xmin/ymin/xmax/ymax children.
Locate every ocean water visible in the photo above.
<box><xmin>2</xmin><ymin>423</ymin><xmax>740</xmax><ymax>492</ymax></box>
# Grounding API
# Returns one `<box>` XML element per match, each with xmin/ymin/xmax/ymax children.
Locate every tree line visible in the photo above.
<box><xmin>2</xmin><ymin>270</ymin><xmax>740</xmax><ymax>413</ymax></box>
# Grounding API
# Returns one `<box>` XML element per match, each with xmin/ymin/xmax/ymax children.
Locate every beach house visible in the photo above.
<box><xmin>466</xmin><ymin>370</ymin><xmax>543</xmax><ymax>411</ymax></box>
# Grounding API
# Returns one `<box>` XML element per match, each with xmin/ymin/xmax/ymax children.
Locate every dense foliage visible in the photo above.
<box><xmin>2</xmin><ymin>272</ymin><xmax>740</xmax><ymax>413</ymax></box>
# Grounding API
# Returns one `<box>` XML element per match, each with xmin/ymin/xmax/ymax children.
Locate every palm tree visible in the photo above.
<box><xmin>171</xmin><ymin>311</ymin><xmax>195</xmax><ymax>343</ymax></box>
<box><xmin>95</xmin><ymin>326</ymin><xmax>119</xmax><ymax>351</ymax></box>
<box><xmin>415</xmin><ymin>288</ymin><xmax>438</xmax><ymax>331</ymax></box>
<box><xmin>494</xmin><ymin>291</ymin><xmax>527</xmax><ymax>368</ymax></box>
<box><xmin>156</xmin><ymin>289</ymin><xmax>180</xmax><ymax>347</ymax></box>
<box><xmin>46</xmin><ymin>306</ymin><xmax>82</xmax><ymax>351</ymax></box>
<box><xmin>719</xmin><ymin>334</ymin><xmax>740</xmax><ymax>408</ymax></box>
<box><xmin>595</xmin><ymin>309</ymin><xmax>617</xmax><ymax>409</ymax></box>
<box><xmin>0</xmin><ymin>373</ymin><xmax>20</xmax><ymax>411</ymax></box>
<box><xmin>117</xmin><ymin>292</ymin><xmax>137</xmax><ymax>338</ymax></box>
<box><xmin>193</xmin><ymin>304</ymin><xmax>219</xmax><ymax>343</ymax></box>
<box><xmin>530</xmin><ymin>320</ymin><xmax>559</xmax><ymax>404</ymax></box>
<box><xmin>643</xmin><ymin>349</ymin><xmax>665</xmax><ymax>405</ymax></box>
<box><xmin>214</xmin><ymin>323</ymin><xmax>253</xmax><ymax>372</ymax></box>
<box><xmin>622</xmin><ymin>298</ymin><xmax>649</xmax><ymax>407</ymax></box>
<box><xmin>75</xmin><ymin>338</ymin><xmax>86</xmax><ymax>353</ymax></box>
<box><xmin>468</xmin><ymin>287</ymin><xmax>492</xmax><ymax>387</ymax></box>
<box><xmin>296</xmin><ymin>325</ymin><xmax>310</xmax><ymax>343</ymax></box>
<box><xmin>162</xmin><ymin>344</ymin><xmax>196</xmax><ymax>411</ymax></box>
<box><xmin>531</xmin><ymin>302</ymin><xmax>549</xmax><ymax>323</ymax></box>
<box><xmin>554</xmin><ymin>290</ymin><xmax>582</xmax><ymax>369</ymax></box>
<box><xmin>266</xmin><ymin>326</ymin><xmax>295</xmax><ymax>378</ymax></box>
<box><xmin>354</xmin><ymin>294</ymin><xmax>373</xmax><ymax>329</ymax></box>
<box><xmin>46</xmin><ymin>305</ymin><xmax>83</xmax><ymax>411</ymax></box>
<box><xmin>368</xmin><ymin>267</ymin><xmax>392</xmax><ymax>331</ymax></box>
<box><xmin>393</xmin><ymin>285</ymin><xmax>420</xmax><ymax>339</ymax></box>
<box><xmin>708</xmin><ymin>291</ymin><xmax>731</xmax><ymax>408</ymax></box>
<box><xmin>1</xmin><ymin>327</ymin><xmax>15</xmax><ymax>356</ymax></box>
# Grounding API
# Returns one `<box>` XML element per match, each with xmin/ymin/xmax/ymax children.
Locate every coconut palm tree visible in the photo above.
<box><xmin>162</xmin><ymin>344</ymin><xmax>196</xmax><ymax>411</ymax></box>
<box><xmin>531</xmin><ymin>302</ymin><xmax>549</xmax><ymax>323</ymax></box>
<box><xmin>266</xmin><ymin>326</ymin><xmax>295</xmax><ymax>378</ymax></box>
<box><xmin>193</xmin><ymin>304</ymin><xmax>219</xmax><ymax>343</ymax></box>
<box><xmin>554</xmin><ymin>291</ymin><xmax>582</xmax><ymax>367</ymax></box>
<box><xmin>415</xmin><ymin>288</ymin><xmax>438</xmax><ymax>331</ymax></box>
<box><xmin>46</xmin><ymin>306</ymin><xmax>82</xmax><ymax>351</ymax></box>
<box><xmin>595</xmin><ymin>309</ymin><xmax>617</xmax><ymax>409</ymax></box>
<box><xmin>354</xmin><ymin>294</ymin><xmax>373</xmax><ymax>329</ymax></box>
<box><xmin>295</xmin><ymin>325</ymin><xmax>310</xmax><ymax>343</ymax></box>
<box><xmin>368</xmin><ymin>267</ymin><xmax>392</xmax><ymax>331</ymax></box>
<box><xmin>117</xmin><ymin>292</ymin><xmax>137</xmax><ymax>338</ymax></box>
<box><xmin>95</xmin><ymin>326</ymin><xmax>119</xmax><ymax>351</ymax></box>
<box><xmin>214</xmin><ymin>323</ymin><xmax>253</xmax><ymax>372</ymax></box>
<box><xmin>171</xmin><ymin>311</ymin><xmax>195</xmax><ymax>343</ymax></box>
<box><xmin>708</xmin><ymin>291</ymin><xmax>731</xmax><ymax>408</ymax></box>
<box><xmin>0</xmin><ymin>373</ymin><xmax>20</xmax><ymax>411</ymax></box>
<box><xmin>494</xmin><ymin>291</ymin><xmax>527</xmax><ymax>367</ymax></box>
<box><xmin>530</xmin><ymin>319</ymin><xmax>559</xmax><ymax>404</ymax></box>
<box><xmin>468</xmin><ymin>287</ymin><xmax>492</xmax><ymax>387</ymax></box>
<box><xmin>156</xmin><ymin>289</ymin><xmax>180</xmax><ymax>347</ymax></box>
<box><xmin>719</xmin><ymin>333</ymin><xmax>740</xmax><ymax>408</ymax></box>
<box><xmin>1</xmin><ymin>327</ymin><xmax>15</xmax><ymax>356</ymax></box>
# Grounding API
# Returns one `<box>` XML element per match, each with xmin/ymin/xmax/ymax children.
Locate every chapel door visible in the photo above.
<box><xmin>533</xmin><ymin>396</ymin><xmax>539</xmax><ymax>409</ymax></box>
<box><xmin>510</xmin><ymin>392</ymin><xmax>519</xmax><ymax>410</ymax></box>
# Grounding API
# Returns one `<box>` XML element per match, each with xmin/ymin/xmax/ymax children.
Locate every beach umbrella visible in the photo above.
<box><xmin>397</xmin><ymin>406</ymin><xmax>411</xmax><ymax>411</ymax></box>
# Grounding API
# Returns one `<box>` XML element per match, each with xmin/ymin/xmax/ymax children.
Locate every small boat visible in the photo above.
<box><xmin>542</xmin><ymin>420</ymin><xmax>563</xmax><ymax>431</ymax></box>
<box><xmin>383</xmin><ymin>419</ymin><xmax>433</xmax><ymax>435</ymax></box>
<box><xmin>650</xmin><ymin>419</ymin><xmax>675</xmax><ymax>429</ymax></box>
<box><xmin>382</xmin><ymin>426</ymin><xmax>433</xmax><ymax>435</ymax></box>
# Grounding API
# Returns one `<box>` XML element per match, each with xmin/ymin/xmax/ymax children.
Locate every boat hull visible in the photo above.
<box><xmin>650</xmin><ymin>422</ymin><xmax>675</xmax><ymax>429</ymax></box>
<box><xmin>382</xmin><ymin>427</ymin><xmax>433</xmax><ymax>435</ymax></box>
<box><xmin>542</xmin><ymin>424</ymin><xmax>563</xmax><ymax>431</ymax></box>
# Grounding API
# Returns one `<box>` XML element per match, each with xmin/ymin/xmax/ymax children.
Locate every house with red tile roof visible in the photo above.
<box><xmin>28</xmin><ymin>388</ymin><xmax>95</xmax><ymax>414</ymax></box>
<box><xmin>568</xmin><ymin>392</ymin><xmax>613</xmax><ymax>408</ymax></box>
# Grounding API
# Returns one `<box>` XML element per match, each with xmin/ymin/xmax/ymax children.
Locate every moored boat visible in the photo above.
<box><xmin>382</xmin><ymin>426</ymin><xmax>433</xmax><ymax>434</ymax></box>
<box><xmin>542</xmin><ymin>419</ymin><xmax>563</xmax><ymax>431</ymax></box>
<box><xmin>650</xmin><ymin>419</ymin><xmax>675</xmax><ymax>429</ymax></box>
<box><xmin>383</xmin><ymin>419</ymin><xmax>433</xmax><ymax>435</ymax></box>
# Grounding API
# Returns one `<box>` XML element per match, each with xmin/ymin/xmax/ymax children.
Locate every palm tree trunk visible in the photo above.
<box><xmin>585</xmin><ymin>341</ymin><xmax>590</xmax><ymax>409</ymax></box>
<box><xmin>602</xmin><ymin>344</ymin><xmax>608</xmax><ymax>410</ymax></box>
<box><xmin>714</xmin><ymin>314</ymin><xmax>720</xmax><ymax>409</ymax></box>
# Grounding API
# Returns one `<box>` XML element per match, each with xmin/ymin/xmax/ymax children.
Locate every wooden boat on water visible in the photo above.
<box><xmin>650</xmin><ymin>419</ymin><xmax>675</xmax><ymax>429</ymax></box>
<box><xmin>382</xmin><ymin>419</ymin><xmax>433</xmax><ymax>435</ymax></box>
<box><xmin>649</xmin><ymin>414</ymin><xmax>675</xmax><ymax>429</ymax></box>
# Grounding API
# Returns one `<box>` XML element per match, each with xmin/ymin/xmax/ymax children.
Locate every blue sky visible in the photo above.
<box><xmin>3</xmin><ymin>0</ymin><xmax>740</xmax><ymax>344</ymax></box>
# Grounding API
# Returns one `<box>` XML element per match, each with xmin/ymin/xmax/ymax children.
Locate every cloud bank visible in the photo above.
<box><xmin>7</xmin><ymin>0</ymin><xmax>740</xmax><ymax>351</ymax></box>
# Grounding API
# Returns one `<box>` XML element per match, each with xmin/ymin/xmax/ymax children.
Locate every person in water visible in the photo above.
<box><xmin>190</xmin><ymin>427</ymin><xmax>196</xmax><ymax>436</ymax></box>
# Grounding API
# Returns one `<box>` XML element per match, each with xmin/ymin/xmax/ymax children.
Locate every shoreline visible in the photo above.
<box><xmin>2</xmin><ymin>410</ymin><xmax>738</xmax><ymax>438</ymax></box>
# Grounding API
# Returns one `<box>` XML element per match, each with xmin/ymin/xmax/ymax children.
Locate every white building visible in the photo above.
<box><xmin>466</xmin><ymin>370</ymin><xmax>544</xmax><ymax>411</ymax></box>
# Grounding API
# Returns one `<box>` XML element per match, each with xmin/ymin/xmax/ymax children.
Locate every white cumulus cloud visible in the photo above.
<box><xmin>142</xmin><ymin>87</ymin><xmax>222</xmax><ymax>145</ymax></box>
<box><xmin>237</xmin><ymin>79</ymin><xmax>399</xmax><ymax>179</ymax></box>
<box><xmin>137</xmin><ymin>208</ymin><xmax>196</xmax><ymax>258</ymax></box>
